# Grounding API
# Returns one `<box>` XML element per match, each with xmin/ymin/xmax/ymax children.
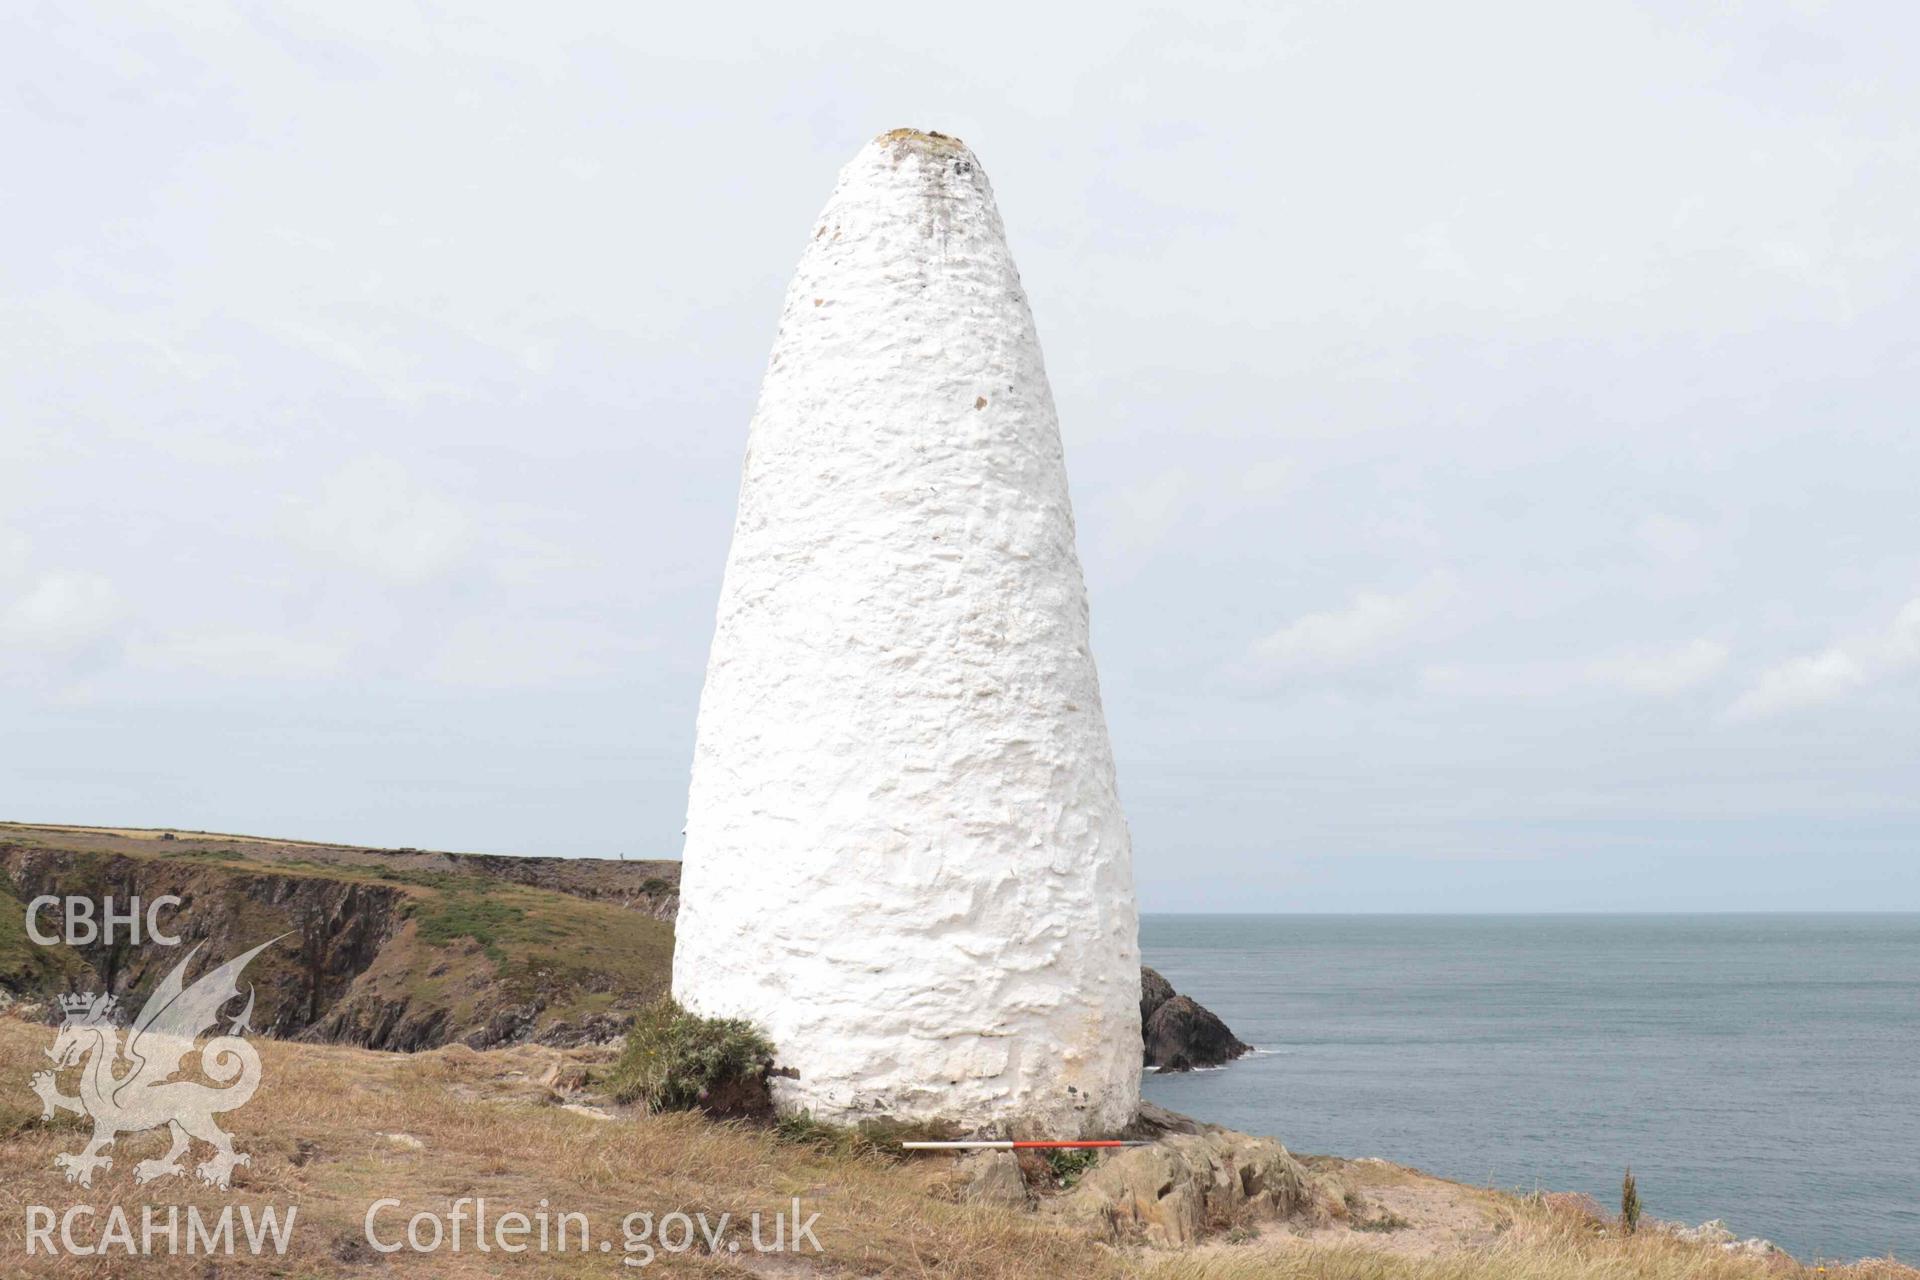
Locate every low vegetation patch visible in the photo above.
<box><xmin>605</xmin><ymin>998</ymin><xmax>775</xmax><ymax>1117</ymax></box>
<box><xmin>774</xmin><ymin>1110</ymin><xmax>962</xmax><ymax>1161</ymax></box>
<box><xmin>371</xmin><ymin>866</ymin><xmax>497</xmax><ymax>893</ymax></box>
<box><xmin>1046</xmin><ymin>1146</ymin><xmax>1103</xmax><ymax>1187</ymax></box>
<box><xmin>404</xmin><ymin>882</ymin><xmax>568</xmax><ymax>965</ymax></box>
<box><xmin>410</xmin><ymin>894</ymin><xmax>532</xmax><ymax>961</ymax></box>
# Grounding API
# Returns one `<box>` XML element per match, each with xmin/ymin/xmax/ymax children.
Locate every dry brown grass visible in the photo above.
<box><xmin>1143</xmin><ymin>1249</ymin><xmax>1919</xmax><ymax>1280</ymax></box>
<box><xmin>1144</xmin><ymin>1193</ymin><xmax>1920</xmax><ymax>1280</ymax></box>
<box><xmin>0</xmin><ymin>1017</ymin><xmax>1123</xmax><ymax>1277</ymax></box>
<box><xmin>0</xmin><ymin>1017</ymin><xmax>1910</xmax><ymax>1280</ymax></box>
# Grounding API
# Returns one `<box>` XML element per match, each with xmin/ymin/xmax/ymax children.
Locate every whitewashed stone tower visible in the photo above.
<box><xmin>673</xmin><ymin>129</ymin><xmax>1140</xmax><ymax>1136</ymax></box>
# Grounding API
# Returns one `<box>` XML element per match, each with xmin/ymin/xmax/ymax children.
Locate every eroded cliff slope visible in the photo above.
<box><xmin>0</xmin><ymin>823</ymin><xmax>676</xmax><ymax>1051</ymax></box>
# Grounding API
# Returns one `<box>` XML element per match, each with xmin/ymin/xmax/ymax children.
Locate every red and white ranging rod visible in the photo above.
<box><xmin>900</xmin><ymin>1140</ymin><xmax>1147</xmax><ymax>1150</ymax></box>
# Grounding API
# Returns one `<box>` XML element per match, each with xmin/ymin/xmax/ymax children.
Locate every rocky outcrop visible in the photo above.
<box><xmin>1127</xmin><ymin>1100</ymin><xmax>1208</xmax><ymax>1139</ymax></box>
<box><xmin>1145</xmin><ymin>996</ymin><xmax>1250</xmax><ymax>1072</ymax></box>
<box><xmin>1049</xmin><ymin>1126</ymin><xmax>1338</xmax><ymax>1245</ymax></box>
<box><xmin>303</xmin><ymin>980</ymin><xmax>454</xmax><ymax>1053</ymax></box>
<box><xmin>954</xmin><ymin>1150</ymin><xmax>1032</xmax><ymax>1209</ymax></box>
<box><xmin>1139</xmin><ymin>967</ymin><xmax>1175</xmax><ymax>1023</ymax></box>
<box><xmin>1140</xmin><ymin>967</ymin><xmax>1250</xmax><ymax>1072</ymax></box>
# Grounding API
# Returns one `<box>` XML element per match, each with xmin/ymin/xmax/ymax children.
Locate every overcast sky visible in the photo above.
<box><xmin>5</xmin><ymin>2</ymin><xmax>1917</xmax><ymax>911</ymax></box>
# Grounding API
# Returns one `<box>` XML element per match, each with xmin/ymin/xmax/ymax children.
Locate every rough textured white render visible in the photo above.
<box><xmin>672</xmin><ymin>130</ymin><xmax>1141</xmax><ymax>1136</ymax></box>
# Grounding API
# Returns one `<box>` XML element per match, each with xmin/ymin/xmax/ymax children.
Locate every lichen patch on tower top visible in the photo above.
<box><xmin>878</xmin><ymin>126</ymin><xmax>967</xmax><ymax>149</ymax></box>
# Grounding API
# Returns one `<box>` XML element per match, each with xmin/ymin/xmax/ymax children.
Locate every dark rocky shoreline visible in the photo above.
<box><xmin>1140</xmin><ymin>965</ymin><xmax>1250</xmax><ymax>1072</ymax></box>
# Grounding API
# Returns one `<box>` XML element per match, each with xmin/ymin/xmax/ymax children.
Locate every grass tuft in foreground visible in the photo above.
<box><xmin>603</xmin><ymin>997</ymin><xmax>775</xmax><ymax>1115</ymax></box>
<box><xmin>774</xmin><ymin>1110</ymin><xmax>963</xmax><ymax>1161</ymax></box>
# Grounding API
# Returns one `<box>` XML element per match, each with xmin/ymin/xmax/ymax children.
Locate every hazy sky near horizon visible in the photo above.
<box><xmin>5</xmin><ymin>2</ymin><xmax>1917</xmax><ymax>911</ymax></box>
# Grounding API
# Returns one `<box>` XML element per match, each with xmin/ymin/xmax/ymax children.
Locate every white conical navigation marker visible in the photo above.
<box><xmin>673</xmin><ymin>129</ymin><xmax>1141</xmax><ymax>1136</ymax></box>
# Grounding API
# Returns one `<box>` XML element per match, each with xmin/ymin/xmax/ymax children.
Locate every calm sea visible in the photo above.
<box><xmin>1139</xmin><ymin>914</ymin><xmax>1920</xmax><ymax>1263</ymax></box>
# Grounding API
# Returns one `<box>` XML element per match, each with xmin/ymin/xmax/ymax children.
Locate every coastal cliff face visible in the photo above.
<box><xmin>0</xmin><ymin>825</ymin><xmax>675</xmax><ymax>1052</ymax></box>
<box><xmin>674</xmin><ymin>129</ymin><xmax>1141</xmax><ymax>1137</ymax></box>
<box><xmin>1</xmin><ymin>842</ymin><xmax>406</xmax><ymax>1039</ymax></box>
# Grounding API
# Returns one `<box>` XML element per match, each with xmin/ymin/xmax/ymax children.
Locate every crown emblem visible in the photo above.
<box><xmin>59</xmin><ymin>991</ymin><xmax>114</xmax><ymax>1017</ymax></box>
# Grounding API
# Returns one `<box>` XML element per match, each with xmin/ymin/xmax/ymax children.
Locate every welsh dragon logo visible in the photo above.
<box><xmin>30</xmin><ymin>937</ymin><xmax>280</xmax><ymax>1190</ymax></box>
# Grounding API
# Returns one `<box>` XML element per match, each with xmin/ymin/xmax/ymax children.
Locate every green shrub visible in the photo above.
<box><xmin>605</xmin><ymin>999</ymin><xmax>774</xmax><ymax>1114</ymax></box>
<box><xmin>1045</xmin><ymin>1147</ymin><xmax>1101</xmax><ymax>1187</ymax></box>
<box><xmin>1621</xmin><ymin>1167</ymin><xmax>1641</xmax><ymax>1234</ymax></box>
